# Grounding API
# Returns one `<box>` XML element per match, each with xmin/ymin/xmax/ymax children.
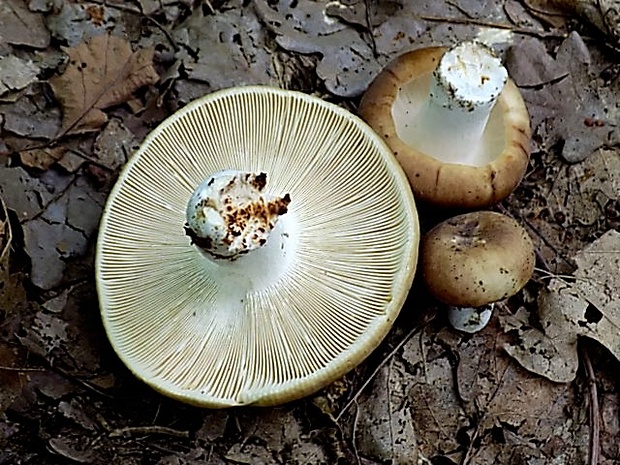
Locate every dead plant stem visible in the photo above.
<box><xmin>580</xmin><ymin>345</ymin><xmax>600</xmax><ymax>465</ymax></box>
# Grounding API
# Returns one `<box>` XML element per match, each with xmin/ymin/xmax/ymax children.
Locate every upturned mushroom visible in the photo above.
<box><xmin>421</xmin><ymin>211</ymin><xmax>535</xmax><ymax>333</ymax></box>
<box><xmin>359</xmin><ymin>41</ymin><xmax>531</xmax><ymax>209</ymax></box>
<box><xmin>96</xmin><ymin>86</ymin><xmax>419</xmax><ymax>407</ymax></box>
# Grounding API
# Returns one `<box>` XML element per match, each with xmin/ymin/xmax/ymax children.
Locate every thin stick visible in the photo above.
<box><xmin>580</xmin><ymin>345</ymin><xmax>600</xmax><ymax>465</ymax></box>
<box><xmin>109</xmin><ymin>425</ymin><xmax>189</xmax><ymax>439</ymax></box>
<box><xmin>335</xmin><ymin>325</ymin><xmax>419</xmax><ymax>422</ymax></box>
<box><xmin>419</xmin><ymin>15</ymin><xmax>568</xmax><ymax>39</ymax></box>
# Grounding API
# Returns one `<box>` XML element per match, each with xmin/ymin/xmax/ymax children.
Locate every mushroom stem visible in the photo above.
<box><xmin>184</xmin><ymin>170</ymin><xmax>291</xmax><ymax>260</ymax></box>
<box><xmin>447</xmin><ymin>303</ymin><xmax>494</xmax><ymax>333</ymax></box>
<box><xmin>397</xmin><ymin>41</ymin><xmax>507</xmax><ymax>166</ymax></box>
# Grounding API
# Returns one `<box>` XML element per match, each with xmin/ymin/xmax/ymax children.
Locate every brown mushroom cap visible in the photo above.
<box><xmin>421</xmin><ymin>211</ymin><xmax>535</xmax><ymax>307</ymax></box>
<box><xmin>359</xmin><ymin>47</ymin><xmax>531</xmax><ymax>209</ymax></box>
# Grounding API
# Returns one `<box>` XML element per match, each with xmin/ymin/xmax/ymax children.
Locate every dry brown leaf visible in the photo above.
<box><xmin>502</xmin><ymin>230</ymin><xmax>620</xmax><ymax>382</ymax></box>
<box><xmin>19</xmin><ymin>146</ymin><xmax>68</xmax><ymax>171</ymax></box>
<box><xmin>50</xmin><ymin>34</ymin><xmax>159</xmax><ymax>136</ymax></box>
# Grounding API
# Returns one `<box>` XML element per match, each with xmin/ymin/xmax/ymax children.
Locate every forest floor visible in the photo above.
<box><xmin>0</xmin><ymin>1</ymin><xmax>619</xmax><ymax>464</ymax></box>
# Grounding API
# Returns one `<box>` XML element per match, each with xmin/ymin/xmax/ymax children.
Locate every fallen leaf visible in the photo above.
<box><xmin>45</xmin><ymin>3</ymin><xmax>124</xmax><ymax>47</ymax></box>
<box><xmin>0</xmin><ymin>94</ymin><xmax>62</xmax><ymax>139</ymax></box>
<box><xmin>397</xmin><ymin>322</ymin><xmax>587</xmax><ymax>463</ymax></box>
<box><xmin>501</xmin><ymin>290</ymin><xmax>583</xmax><ymax>383</ymax></box>
<box><xmin>549</xmin><ymin>0</ymin><xmax>620</xmax><ymax>48</ymax></box>
<box><xmin>0</xmin><ymin>0</ymin><xmax>50</xmax><ymax>49</ymax></box>
<box><xmin>0</xmin><ymin>56</ymin><xmax>39</xmax><ymax>96</ymax></box>
<box><xmin>19</xmin><ymin>146</ymin><xmax>67</xmax><ymax>171</ymax></box>
<box><xmin>503</xmin><ymin>230</ymin><xmax>620</xmax><ymax>382</ymax></box>
<box><xmin>49</xmin><ymin>34</ymin><xmax>159</xmax><ymax>136</ymax></box>
<box><xmin>255</xmin><ymin>0</ymin><xmax>382</xmax><ymax>97</ymax></box>
<box><xmin>93</xmin><ymin>119</ymin><xmax>136</xmax><ymax>170</ymax></box>
<box><xmin>455</xmin><ymin>320</ymin><xmax>586</xmax><ymax>464</ymax></box>
<box><xmin>354</xmin><ymin>358</ymin><xmax>418</xmax><ymax>464</ymax></box>
<box><xmin>172</xmin><ymin>3</ymin><xmax>274</xmax><ymax>96</ymax></box>
<box><xmin>0</xmin><ymin>344</ymin><xmax>29</xmax><ymax>414</ymax></box>
<box><xmin>506</xmin><ymin>33</ymin><xmax>619</xmax><ymax>163</ymax></box>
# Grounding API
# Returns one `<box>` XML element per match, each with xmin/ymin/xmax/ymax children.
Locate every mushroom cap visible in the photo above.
<box><xmin>421</xmin><ymin>211</ymin><xmax>534</xmax><ymax>307</ymax></box>
<box><xmin>96</xmin><ymin>86</ymin><xmax>419</xmax><ymax>407</ymax></box>
<box><xmin>359</xmin><ymin>47</ymin><xmax>531</xmax><ymax>209</ymax></box>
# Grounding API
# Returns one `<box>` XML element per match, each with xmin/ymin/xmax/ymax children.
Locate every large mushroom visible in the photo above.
<box><xmin>96</xmin><ymin>86</ymin><xmax>419</xmax><ymax>407</ymax></box>
<box><xmin>359</xmin><ymin>41</ymin><xmax>531</xmax><ymax>209</ymax></box>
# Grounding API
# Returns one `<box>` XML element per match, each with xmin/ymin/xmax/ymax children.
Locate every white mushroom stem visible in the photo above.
<box><xmin>401</xmin><ymin>41</ymin><xmax>508</xmax><ymax>166</ymax></box>
<box><xmin>185</xmin><ymin>170</ymin><xmax>291</xmax><ymax>260</ymax></box>
<box><xmin>447</xmin><ymin>303</ymin><xmax>494</xmax><ymax>334</ymax></box>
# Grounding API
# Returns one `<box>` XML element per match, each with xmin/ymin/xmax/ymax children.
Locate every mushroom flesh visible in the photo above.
<box><xmin>359</xmin><ymin>41</ymin><xmax>531</xmax><ymax>209</ymax></box>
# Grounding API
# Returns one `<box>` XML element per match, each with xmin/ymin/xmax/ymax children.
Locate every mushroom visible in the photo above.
<box><xmin>359</xmin><ymin>41</ymin><xmax>531</xmax><ymax>209</ymax></box>
<box><xmin>96</xmin><ymin>86</ymin><xmax>419</xmax><ymax>407</ymax></box>
<box><xmin>420</xmin><ymin>211</ymin><xmax>534</xmax><ymax>333</ymax></box>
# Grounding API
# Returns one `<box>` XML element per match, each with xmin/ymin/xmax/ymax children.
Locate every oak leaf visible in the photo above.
<box><xmin>50</xmin><ymin>34</ymin><xmax>159</xmax><ymax>136</ymax></box>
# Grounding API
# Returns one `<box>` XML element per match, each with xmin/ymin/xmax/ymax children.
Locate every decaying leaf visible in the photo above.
<box><xmin>455</xmin><ymin>320</ymin><xmax>587</xmax><ymax>464</ymax></box>
<box><xmin>50</xmin><ymin>34</ymin><xmax>159</xmax><ymax>136</ymax></box>
<box><xmin>550</xmin><ymin>0</ymin><xmax>620</xmax><ymax>48</ymax></box>
<box><xmin>19</xmin><ymin>146</ymin><xmax>67</xmax><ymax>171</ymax></box>
<box><xmin>507</xmin><ymin>32</ymin><xmax>620</xmax><ymax>163</ymax></box>
<box><xmin>0</xmin><ymin>56</ymin><xmax>39</xmax><ymax>97</ymax></box>
<box><xmin>45</xmin><ymin>2</ymin><xmax>123</xmax><ymax>47</ymax></box>
<box><xmin>0</xmin><ymin>0</ymin><xmax>50</xmax><ymax>49</ymax></box>
<box><xmin>503</xmin><ymin>230</ymin><xmax>620</xmax><ymax>382</ymax></box>
<box><xmin>93</xmin><ymin>119</ymin><xmax>137</xmax><ymax>171</ymax></box>
<box><xmin>354</xmin><ymin>358</ymin><xmax>418</xmax><ymax>464</ymax></box>
<box><xmin>172</xmin><ymin>2</ymin><xmax>274</xmax><ymax>98</ymax></box>
<box><xmin>224</xmin><ymin>408</ymin><xmax>330</xmax><ymax>464</ymax></box>
<box><xmin>255</xmin><ymin>0</ymin><xmax>382</xmax><ymax>97</ymax></box>
<box><xmin>396</xmin><ymin>323</ymin><xmax>587</xmax><ymax>463</ymax></box>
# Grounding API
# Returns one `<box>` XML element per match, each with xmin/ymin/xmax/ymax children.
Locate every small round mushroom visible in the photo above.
<box><xmin>421</xmin><ymin>211</ymin><xmax>535</xmax><ymax>333</ymax></box>
<box><xmin>359</xmin><ymin>42</ymin><xmax>531</xmax><ymax>209</ymax></box>
<box><xmin>96</xmin><ymin>86</ymin><xmax>419</xmax><ymax>407</ymax></box>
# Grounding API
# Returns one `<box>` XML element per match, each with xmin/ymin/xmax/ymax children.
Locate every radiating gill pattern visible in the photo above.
<box><xmin>97</xmin><ymin>87</ymin><xmax>418</xmax><ymax>406</ymax></box>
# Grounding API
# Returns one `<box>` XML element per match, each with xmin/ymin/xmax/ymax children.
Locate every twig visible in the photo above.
<box><xmin>49</xmin><ymin>363</ymin><xmax>118</xmax><ymax>399</ymax></box>
<box><xmin>335</xmin><ymin>325</ymin><xmax>420</xmax><ymax>422</ymax></box>
<box><xmin>363</xmin><ymin>0</ymin><xmax>378</xmax><ymax>57</ymax></box>
<box><xmin>351</xmin><ymin>401</ymin><xmax>361</xmax><ymax>465</ymax></box>
<box><xmin>419</xmin><ymin>15</ymin><xmax>568</xmax><ymax>39</ymax></box>
<box><xmin>109</xmin><ymin>425</ymin><xmax>190</xmax><ymax>439</ymax></box>
<box><xmin>85</xmin><ymin>0</ymin><xmax>180</xmax><ymax>52</ymax></box>
<box><xmin>520</xmin><ymin>0</ymin><xmax>570</xmax><ymax>17</ymax></box>
<box><xmin>579</xmin><ymin>345</ymin><xmax>600</xmax><ymax>465</ymax></box>
<box><xmin>0</xmin><ymin>365</ymin><xmax>47</xmax><ymax>372</ymax></box>
<box><xmin>0</xmin><ymin>197</ymin><xmax>12</xmax><ymax>262</ymax></box>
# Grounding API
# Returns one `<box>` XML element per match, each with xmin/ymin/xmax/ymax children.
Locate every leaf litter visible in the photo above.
<box><xmin>503</xmin><ymin>230</ymin><xmax>620</xmax><ymax>383</ymax></box>
<box><xmin>0</xmin><ymin>0</ymin><xmax>619</xmax><ymax>463</ymax></box>
<box><xmin>50</xmin><ymin>34</ymin><xmax>159</xmax><ymax>136</ymax></box>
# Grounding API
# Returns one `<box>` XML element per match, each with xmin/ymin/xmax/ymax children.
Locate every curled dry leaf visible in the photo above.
<box><xmin>502</xmin><ymin>230</ymin><xmax>620</xmax><ymax>382</ymax></box>
<box><xmin>50</xmin><ymin>34</ymin><xmax>159</xmax><ymax>136</ymax></box>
